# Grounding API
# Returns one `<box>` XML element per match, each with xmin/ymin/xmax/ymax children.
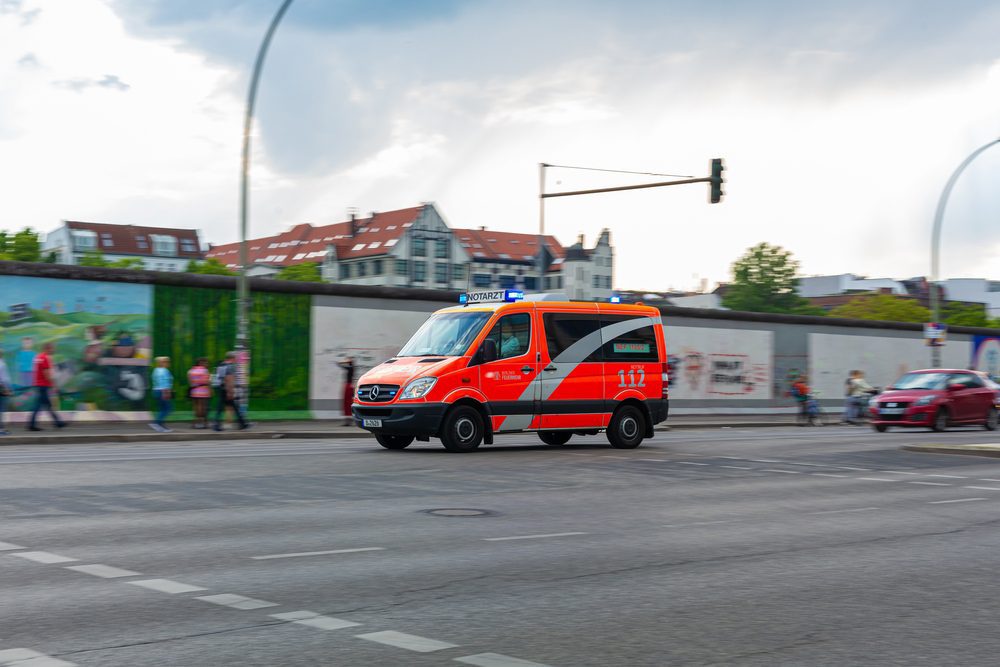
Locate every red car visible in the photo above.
<box><xmin>870</xmin><ymin>369</ymin><xmax>1000</xmax><ymax>432</ymax></box>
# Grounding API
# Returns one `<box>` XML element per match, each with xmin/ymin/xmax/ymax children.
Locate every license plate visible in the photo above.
<box><xmin>362</xmin><ymin>418</ymin><xmax>383</xmax><ymax>428</ymax></box>
<box><xmin>880</xmin><ymin>408</ymin><xmax>904</xmax><ymax>415</ymax></box>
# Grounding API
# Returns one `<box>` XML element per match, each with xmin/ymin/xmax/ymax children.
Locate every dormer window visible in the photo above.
<box><xmin>149</xmin><ymin>234</ymin><xmax>177</xmax><ymax>257</ymax></box>
<box><xmin>71</xmin><ymin>230</ymin><xmax>97</xmax><ymax>250</ymax></box>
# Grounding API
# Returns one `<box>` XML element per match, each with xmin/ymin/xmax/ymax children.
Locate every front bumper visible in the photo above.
<box><xmin>870</xmin><ymin>405</ymin><xmax>935</xmax><ymax>427</ymax></box>
<box><xmin>352</xmin><ymin>402</ymin><xmax>447</xmax><ymax>437</ymax></box>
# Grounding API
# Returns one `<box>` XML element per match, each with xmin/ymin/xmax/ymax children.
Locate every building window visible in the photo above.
<box><xmin>413</xmin><ymin>238</ymin><xmax>426</xmax><ymax>257</ymax></box>
<box><xmin>71</xmin><ymin>231</ymin><xmax>97</xmax><ymax>250</ymax></box>
<box><xmin>100</xmin><ymin>233</ymin><xmax>114</xmax><ymax>248</ymax></box>
<box><xmin>340</xmin><ymin>263</ymin><xmax>351</xmax><ymax>279</ymax></box>
<box><xmin>414</xmin><ymin>262</ymin><xmax>427</xmax><ymax>282</ymax></box>
<box><xmin>499</xmin><ymin>274</ymin><xmax>515</xmax><ymax>289</ymax></box>
<box><xmin>136</xmin><ymin>236</ymin><xmax>148</xmax><ymax>250</ymax></box>
<box><xmin>372</xmin><ymin>258</ymin><xmax>383</xmax><ymax>275</ymax></box>
<box><xmin>593</xmin><ymin>275</ymin><xmax>600</xmax><ymax>288</ymax></box>
<box><xmin>180</xmin><ymin>239</ymin><xmax>198</xmax><ymax>253</ymax></box>
<box><xmin>473</xmin><ymin>273</ymin><xmax>491</xmax><ymax>288</ymax></box>
<box><xmin>452</xmin><ymin>264</ymin><xmax>466</xmax><ymax>282</ymax></box>
<box><xmin>358</xmin><ymin>261</ymin><xmax>368</xmax><ymax>277</ymax></box>
<box><xmin>395</xmin><ymin>259</ymin><xmax>408</xmax><ymax>277</ymax></box>
<box><xmin>435</xmin><ymin>263</ymin><xmax>449</xmax><ymax>284</ymax></box>
<box><xmin>524</xmin><ymin>276</ymin><xmax>538</xmax><ymax>291</ymax></box>
<box><xmin>149</xmin><ymin>234</ymin><xmax>178</xmax><ymax>257</ymax></box>
<box><xmin>435</xmin><ymin>239</ymin><xmax>449</xmax><ymax>259</ymax></box>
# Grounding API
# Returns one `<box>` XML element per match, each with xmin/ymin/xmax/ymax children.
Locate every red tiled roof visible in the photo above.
<box><xmin>453</xmin><ymin>228</ymin><xmax>564</xmax><ymax>265</ymax></box>
<box><xmin>65</xmin><ymin>221</ymin><xmax>203</xmax><ymax>258</ymax></box>
<box><xmin>206</xmin><ymin>206</ymin><xmax>424</xmax><ymax>268</ymax></box>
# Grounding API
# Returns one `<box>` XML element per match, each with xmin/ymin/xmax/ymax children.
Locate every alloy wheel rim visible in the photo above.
<box><xmin>621</xmin><ymin>416</ymin><xmax>638</xmax><ymax>439</ymax></box>
<box><xmin>456</xmin><ymin>417</ymin><xmax>476</xmax><ymax>442</ymax></box>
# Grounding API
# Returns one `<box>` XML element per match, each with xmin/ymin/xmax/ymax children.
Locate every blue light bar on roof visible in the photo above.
<box><xmin>460</xmin><ymin>289</ymin><xmax>525</xmax><ymax>305</ymax></box>
<box><xmin>610</xmin><ymin>295</ymin><xmax>621</xmax><ymax>304</ymax></box>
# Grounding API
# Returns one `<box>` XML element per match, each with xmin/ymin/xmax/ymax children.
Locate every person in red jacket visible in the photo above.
<box><xmin>791</xmin><ymin>375</ymin><xmax>817</xmax><ymax>426</ymax></box>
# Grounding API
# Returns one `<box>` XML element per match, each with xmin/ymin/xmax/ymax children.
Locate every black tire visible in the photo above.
<box><xmin>873</xmin><ymin>424</ymin><xmax>888</xmax><ymax>433</ymax></box>
<box><xmin>440</xmin><ymin>405</ymin><xmax>484</xmax><ymax>452</ymax></box>
<box><xmin>375</xmin><ymin>434</ymin><xmax>414</xmax><ymax>450</ymax></box>
<box><xmin>539</xmin><ymin>431</ymin><xmax>572</xmax><ymax>446</ymax></box>
<box><xmin>985</xmin><ymin>407</ymin><xmax>998</xmax><ymax>431</ymax></box>
<box><xmin>607</xmin><ymin>404</ymin><xmax>646</xmax><ymax>449</ymax></box>
<box><xmin>931</xmin><ymin>408</ymin><xmax>949</xmax><ymax>432</ymax></box>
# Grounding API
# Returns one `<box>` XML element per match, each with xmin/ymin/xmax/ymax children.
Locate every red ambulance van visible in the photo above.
<box><xmin>352</xmin><ymin>290</ymin><xmax>669</xmax><ymax>452</ymax></box>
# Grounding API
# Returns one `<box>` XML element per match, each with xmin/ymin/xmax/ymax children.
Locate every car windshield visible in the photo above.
<box><xmin>398</xmin><ymin>311</ymin><xmax>493</xmax><ymax>357</ymax></box>
<box><xmin>891</xmin><ymin>372</ymin><xmax>949</xmax><ymax>391</ymax></box>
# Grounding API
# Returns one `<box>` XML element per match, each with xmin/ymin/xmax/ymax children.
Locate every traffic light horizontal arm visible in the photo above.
<box><xmin>541</xmin><ymin>177</ymin><xmax>711</xmax><ymax>199</ymax></box>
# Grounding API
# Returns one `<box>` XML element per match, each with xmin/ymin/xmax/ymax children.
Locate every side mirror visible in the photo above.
<box><xmin>481</xmin><ymin>339</ymin><xmax>499</xmax><ymax>364</ymax></box>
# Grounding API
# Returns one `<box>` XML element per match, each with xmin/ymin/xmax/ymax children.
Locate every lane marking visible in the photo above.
<box><xmin>963</xmin><ymin>486</ymin><xmax>1000</xmax><ymax>492</ymax></box>
<box><xmin>127</xmin><ymin>579</ymin><xmax>206</xmax><ymax>594</ymax></box>
<box><xmin>809</xmin><ymin>507</ymin><xmax>880</xmax><ymax>515</ymax></box>
<box><xmin>601</xmin><ymin>456</ymin><xmax>632</xmax><ymax>460</ymax></box>
<box><xmin>979</xmin><ymin>478</ymin><xmax>1000</xmax><ymax>482</ymax></box>
<box><xmin>910</xmin><ymin>481</ymin><xmax>952</xmax><ymax>486</ymax></box>
<box><xmin>251</xmin><ymin>547</ymin><xmax>385</xmax><ymax>560</ymax></box>
<box><xmin>811</xmin><ymin>473</ymin><xmax>848</xmax><ymax>478</ymax></box>
<box><xmin>762</xmin><ymin>469</ymin><xmax>801</xmax><ymax>474</ymax></box>
<box><xmin>925</xmin><ymin>474</ymin><xmax>966</xmax><ymax>479</ymax></box>
<box><xmin>720</xmin><ymin>465</ymin><xmax>755</xmax><ymax>470</ymax></box>
<box><xmin>356</xmin><ymin>631</ymin><xmax>459</xmax><ymax>653</ymax></box>
<box><xmin>664</xmin><ymin>520</ymin><xmax>732</xmax><ymax>528</ymax></box>
<box><xmin>196</xmin><ymin>594</ymin><xmax>278</xmax><ymax>610</ymax></box>
<box><xmin>9</xmin><ymin>551</ymin><xmax>77</xmax><ymax>564</ymax></box>
<box><xmin>0</xmin><ymin>541</ymin><xmax>25</xmax><ymax>551</ymax></box>
<box><xmin>637</xmin><ymin>458</ymin><xmax>668</xmax><ymax>462</ymax></box>
<box><xmin>0</xmin><ymin>648</ymin><xmax>76</xmax><ymax>666</ymax></box>
<box><xmin>836</xmin><ymin>466</ymin><xmax>872</xmax><ymax>471</ymax></box>
<box><xmin>882</xmin><ymin>470</ymin><xmax>920</xmax><ymax>475</ymax></box>
<box><xmin>65</xmin><ymin>564</ymin><xmax>141</xmax><ymax>579</ymax></box>
<box><xmin>456</xmin><ymin>653</ymin><xmax>553</xmax><ymax>667</ymax></box>
<box><xmin>856</xmin><ymin>477</ymin><xmax>897</xmax><ymax>482</ymax></box>
<box><xmin>270</xmin><ymin>610</ymin><xmax>360</xmax><ymax>630</ymax></box>
<box><xmin>747</xmin><ymin>459</ymin><xmax>781</xmax><ymax>463</ymax></box>
<box><xmin>676</xmin><ymin>461</ymin><xmax>709</xmax><ymax>466</ymax></box>
<box><xmin>484</xmin><ymin>532</ymin><xmax>588</xmax><ymax>542</ymax></box>
<box><xmin>928</xmin><ymin>498</ymin><xmax>987</xmax><ymax>504</ymax></box>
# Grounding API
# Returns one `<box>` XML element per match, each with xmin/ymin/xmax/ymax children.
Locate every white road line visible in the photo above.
<box><xmin>196</xmin><ymin>594</ymin><xmax>278</xmax><ymax>610</ymax></box>
<box><xmin>0</xmin><ymin>648</ymin><xmax>76</xmax><ymax>666</ymax></box>
<box><xmin>251</xmin><ymin>547</ymin><xmax>385</xmax><ymax>560</ymax></box>
<box><xmin>676</xmin><ymin>461</ymin><xmax>709</xmax><ymax>466</ymax></box>
<box><xmin>928</xmin><ymin>498</ymin><xmax>987</xmax><ymax>504</ymax></box>
<box><xmin>0</xmin><ymin>541</ymin><xmax>25</xmax><ymax>551</ymax></box>
<box><xmin>856</xmin><ymin>477</ymin><xmax>897</xmax><ymax>482</ymax></box>
<box><xmin>979</xmin><ymin>478</ymin><xmax>1000</xmax><ymax>482</ymax></box>
<box><xmin>9</xmin><ymin>551</ymin><xmax>77</xmax><ymax>564</ymax></box>
<box><xmin>808</xmin><ymin>507</ymin><xmax>880</xmax><ymax>515</ymax></box>
<box><xmin>963</xmin><ymin>486</ymin><xmax>1000</xmax><ymax>491</ymax></box>
<box><xmin>720</xmin><ymin>465</ymin><xmax>755</xmax><ymax>470</ymax></box>
<box><xmin>638</xmin><ymin>458</ymin><xmax>668</xmax><ymax>462</ymax></box>
<box><xmin>356</xmin><ymin>631</ymin><xmax>459</xmax><ymax>653</ymax></box>
<box><xmin>456</xmin><ymin>653</ymin><xmax>553</xmax><ymax>667</ymax></box>
<box><xmin>127</xmin><ymin>579</ymin><xmax>206</xmax><ymax>594</ymax></box>
<box><xmin>836</xmin><ymin>466</ymin><xmax>872</xmax><ymax>471</ymax></box>
<box><xmin>910</xmin><ymin>481</ymin><xmax>952</xmax><ymax>486</ymax></box>
<box><xmin>65</xmin><ymin>564</ymin><xmax>141</xmax><ymax>579</ymax></box>
<box><xmin>270</xmin><ymin>610</ymin><xmax>360</xmax><ymax>630</ymax></box>
<box><xmin>747</xmin><ymin>459</ymin><xmax>781</xmax><ymax>463</ymax></box>
<box><xmin>811</xmin><ymin>473</ymin><xmax>848</xmax><ymax>478</ymax></box>
<box><xmin>762</xmin><ymin>469</ymin><xmax>801</xmax><ymax>474</ymax></box>
<box><xmin>925</xmin><ymin>474</ymin><xmax>967</xmax><ymax>479</ymax></box>
<box><xmin>664</xmin><ymin>520</ymin><xmax>732</xmax><ymax>528</ymax></box>
<box><xmin>484</xmin><ymin>532</ymin><xmax>588</xmax><ymax>542</ymax></box>
<box><xmin>881</xmin><ymin>470</ymin><xmax>919</xmax><ymax>475</ymax></box>
<box><xmin>601</xmin><ymin>456</ymin><xmax>632</xmax><ymax>460</ymax></box>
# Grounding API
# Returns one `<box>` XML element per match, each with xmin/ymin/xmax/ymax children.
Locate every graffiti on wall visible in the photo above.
<box><xmin>0</xmin><ymin>276</ymin><xmax>152</xmax><ymax>413</ymax></box>
<box><xmin>664</xmin><ymin>326</ymin><xmax>773</xmax><ymax>400</ymax></box>
<box><xmin>972</xmin><ymin>336</ymin><xmax>1000</xmax><ymax>381</ymax></box>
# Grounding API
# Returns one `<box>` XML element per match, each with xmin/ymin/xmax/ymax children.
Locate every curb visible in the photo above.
<box><xmin>901</xmin><ymin>444</ymin><xmax>1000</xmax><ymax>459</ymax></box>
<box><xmin>0</xmin><ymin>421</ymin><xmax>802</xmax><ymax>446</ymax></box>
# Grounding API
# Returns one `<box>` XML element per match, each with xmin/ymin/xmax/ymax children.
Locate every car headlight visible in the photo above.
<box><xmin>399</xmin><ymin>377</ymin><xmax>437</xmax><ymax>400</ymax></box>
<box><xmin>914</xmin><ymin>396</ymin><xmax>935</xmax><ymax>407</ymax></box>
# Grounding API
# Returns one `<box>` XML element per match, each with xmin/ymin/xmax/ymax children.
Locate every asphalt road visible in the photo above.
<box><xmin>2</xmin><ymin>424</ymin><xmax>1000</xmax><ymax>667</ymax></box>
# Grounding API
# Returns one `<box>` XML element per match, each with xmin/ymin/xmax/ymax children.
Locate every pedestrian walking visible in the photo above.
<box><xmin>187</xmin><ymin>357</ymin><xmax>212</xmax><ymax>429</ymax></box>
<box><xmin>791</xmin><ymin>374</ymin><xmax>819</xmax><ymax>426</ymax></box>
<box><xmin>0</xmin><ymin>352</ymin><xmax>12</xmax><ymax>436</ymax></box>
<box><xmin>840</xmin><ymin>370</ymin><xmax>856</xmax><ymax>424</ymax></box>
<box><xmin>213</xmin><ymin>352</ymin><xmax>249</xmax><ymax>431</ymax></box>
<box><xmin>846</xmin><ymin>370</ymin><xmax>876</xmax><ymax>425</ymax></box>
<box><xmin>338</xmin><ymin>357</ymin><xmax>355</xmax><ymax>427</ymax></box>
<box><xmin>28</xmin><ymin>343</ymin><xmax>66</xmax><ymax>431</ymax></box>
<box><xmin>150</xmin><ymin>356</ymin><xmax>174</xmax><ymax>433</ymax></box>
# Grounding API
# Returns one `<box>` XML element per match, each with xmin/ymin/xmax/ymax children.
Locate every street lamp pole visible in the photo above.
<box><xmin>537</xmin><ymin>163</ymin><xmax>547</xmax><ymax>290</ymax></box>
<box><xmin>929</xmin><ymin>138</ymin><xmax>1000</xmax><ymax>366</ymax></box>
<box><xmin>237</xmin><ymin>0</ymin><xmax>294</xmax><ymax>411</ymax></box>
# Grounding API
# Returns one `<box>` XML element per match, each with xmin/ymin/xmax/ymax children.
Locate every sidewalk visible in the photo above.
<box><xmin>0</xmin><ymin>415</ymin><xmax>802</xmax><ymax>446</ymax></box>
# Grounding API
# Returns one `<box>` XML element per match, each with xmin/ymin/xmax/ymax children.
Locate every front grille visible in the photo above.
<box><xmin>357</xmin><ymin>384</ymin><xmax>400</xmax><ymax>402</ymax></box>
<box><xmin>355</xmin><ymin>407</ymin><xmax>393</xmax><ymax>417</ymax></box>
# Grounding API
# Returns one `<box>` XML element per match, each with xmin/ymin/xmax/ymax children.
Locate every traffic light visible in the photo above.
<box><xmin>710</xmin><ymin>158</ymin><xmax>725</xmax><ymax>203</ymax></box>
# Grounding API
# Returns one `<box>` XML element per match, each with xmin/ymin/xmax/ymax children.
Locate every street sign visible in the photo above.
<box><xmin>924</xmin><ymin>322</ymin><xmax>947</xmax><ymax>347</ymax></box>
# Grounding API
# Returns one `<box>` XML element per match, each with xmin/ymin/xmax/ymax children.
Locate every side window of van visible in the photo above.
<box><xmin>600</xmin><ymin>315</ymin><xmax>659</xmax><ymax>362</ymax></box>
<box><xmin>542</xmin><ymin>313</ymin><xmax>602</xmax><ymax>362</ymax></box>
<box><xmin>482</xmin><ymin>313</ymin><xmax>532</xmax><ymax>360</ymax></box>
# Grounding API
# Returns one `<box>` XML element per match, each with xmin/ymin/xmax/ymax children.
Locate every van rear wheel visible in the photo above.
<box><xmin>539</xmin><ymin>431</ymin><xmax>572</xmax><ymax>446</ymax></box>
<box><xmin>441</xmin><ymin>405</ymin><xmax>484</xmax><ymax>452</ymax></box>
<box><xmin>608</xmin><ymin>405</ymin><xmax>646</xmax><ymax>449</ymax></box>
<box><xmin>375</xmin><ymin>434</ymin><xmax>413</xmax><ymax>450</ymax></box>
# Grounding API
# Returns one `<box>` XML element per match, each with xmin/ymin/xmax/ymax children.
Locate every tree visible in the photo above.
<box><xmin>0</xmin><ymin>230</ymin><xmax>8</xmax><ymax>258</ymax></box>
<box><xmin>44</xmin><ymin>251</ymin><xmax>57</xmax><ymax>263</ymax></box>
<box><xmin>829</xmin><ymin>294</ymin><xmax>931</xmax><ymax>323</ymax></box>
<box><xmin>78</xmin><ymin>250</ymin><xmax>111</xmax><ymax>267</ymax></box>
<box><xmin>186</xmin><ymin>258</ymin><xmax>236</xmax><ymax>276</ymax></box>
<box><xmin>276</xmin><ymin>262</ymin><xmax>323</xmax><ymax>282</ymax></box>
<box><xmin>4</xmin><ymin>228</ymin><xmax>42</xmax><ymax>262</ymax></box>
<box><xmin>721</xmin><ymin>242</ymin><xmax>824</xmax><ymax>314</ymax></box>
<box><xmin>109</xmin><ymin>257</ymin><xmax>146</xmax><ymax>269</ymax></box>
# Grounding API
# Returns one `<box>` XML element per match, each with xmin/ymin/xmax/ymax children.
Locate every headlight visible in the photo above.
<box><xmin>399</xmin><ymin>377</ymin><xmax>437</xmax><ymax>400</ymax></box>
<box><xmin>914</xmin><ymin>396</ymin><xmax>935</xmax><ymax>406</ymax></box>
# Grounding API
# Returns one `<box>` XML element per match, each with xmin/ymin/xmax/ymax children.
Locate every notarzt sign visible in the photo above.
<box><xmin>460</xmin><ymin>289</ymin><xmax>524</xmax><ymax>305</ymax></box>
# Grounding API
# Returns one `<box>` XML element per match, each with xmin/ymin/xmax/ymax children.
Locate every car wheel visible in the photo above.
<box><xmin>440</xmin><ymin>405</ymin><xmax>484</xmax><ymax>452</ymax></box>
<box><xmin>375</xmin><ymin>434</ymin><xmax>414</xmax><ymax>450</ymax></box>
<box><xmin>538</xmin><ymin>431</ymin><xmax>572</xmax><ymax>446</ymax></box>
<box><xmin>873</xmin><ymin>424</ymin><xmax>888</xmax><ymax>433</ymax></box>
<box><xmin>932</xmin><ymin>408</ymin><xmax>949</xmax><ymax>432</ymax></box>
<box><xmin>985</xmin><ymin>407</ymin><xmax>999</xmax><ymax>431</ymax></box>
<box><xmin>607</xmin><ymin>404</ymin><xmax>646</xmax><ymax>449</ymax></box>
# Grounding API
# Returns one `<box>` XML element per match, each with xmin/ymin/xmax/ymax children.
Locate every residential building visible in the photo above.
<box><xmin>43</xmin><ymin>221</ymin><xmax>203</xmax><ymax>272</ymax></box>
<box><xmin>938</xmin><ymin>279</ymin><xmax>1000</xmax><ymax>317</ymax></box>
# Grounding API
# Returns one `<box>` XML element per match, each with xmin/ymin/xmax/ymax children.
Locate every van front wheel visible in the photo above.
<box><xmin>376</xmin><ymin>434</ymin><xmax>413</xmax><ymax>450</ymax></box>
<box><xmin>608</xmin><ymin>405</ymin><xmax>646</xmax><ymax>449</ymax></box>
<box><xmin>441</xmin><ymin>405</ymin><xmax>484</xmax><ymax>452</ymax></box>
<box><xmin>539</xmin><ymin>431</ymin><xmax>572</xmax><ymax>446</ymax></box>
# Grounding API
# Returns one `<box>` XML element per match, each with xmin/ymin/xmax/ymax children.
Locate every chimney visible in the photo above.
<box><xmin>479</xmin><ymin>225</ymin><xmax>487</xmax><ymax>231</ymax></box>
<box><xmin>577</xmin><ymin>233</ymin><xmax>585</xmax><ymax>246</ymax></box>
<box><xmin>347</xmin><ymin>208</ymin><xmax>358</xmax><ymax>237</ymax></box>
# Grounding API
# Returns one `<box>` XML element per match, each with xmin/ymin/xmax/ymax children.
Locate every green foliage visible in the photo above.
<box><xmin>721</xmin><ymin>242</ymin><xmax>822</xmax><ymax>314</ymax></box>
<box><xmin>78</xmin><ymin>250</ymin><xmax>111</xmax><ymax>267</ymax></box>
<box><xmin>109</xmin><ymin>257</ymin><xmax>146</xmax><ymax>269</ymax></box>
<box><xmin>187</xmin><ymin>258</ymin><xmax>237</xmax><ymax>275</ymax></box>
<box><xmin>0</xmin><ymin>227</ymin><xmax>42</xmax><ymax>262</ymax></box>
<box><xmin>829</xmin><ymin>294</ymin><xmax>931</xmax><ymax>323</ymax></box>
<box><xmin>942</xmin><ymin>302</ymin><xmax>991</xmax><ymax>328</ymax></box>
<box><xmin>276</xmin><ymin>262</ymin><xmax>323</xmax><ymax>282</ymax></box>
<box><xmin>44</xmin><ymin>251</ymin><xmax>57</xmax><ymax>263</ymax></box>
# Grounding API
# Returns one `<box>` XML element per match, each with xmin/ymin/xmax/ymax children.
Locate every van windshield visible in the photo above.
<box><xmin>398</xmin><ymin>312</ymin><xmax>493</xmax><ymax>357</ymax></box>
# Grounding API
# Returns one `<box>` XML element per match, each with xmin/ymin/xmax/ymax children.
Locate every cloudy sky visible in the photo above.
<box><xmin>2</xmin><ymin>0</ymin><xmax>999</xmax><ymax>292</ymax></box>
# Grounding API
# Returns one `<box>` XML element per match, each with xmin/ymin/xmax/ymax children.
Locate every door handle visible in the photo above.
<box><xmin>544</xmin><ymin>365</ymin><xmax>557</xmax><ymax>371</ymax></box>
<box><xmin>521</xmin><ymin>365</ymin><xmax>533</xmax><ymax>374</ymax></box>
